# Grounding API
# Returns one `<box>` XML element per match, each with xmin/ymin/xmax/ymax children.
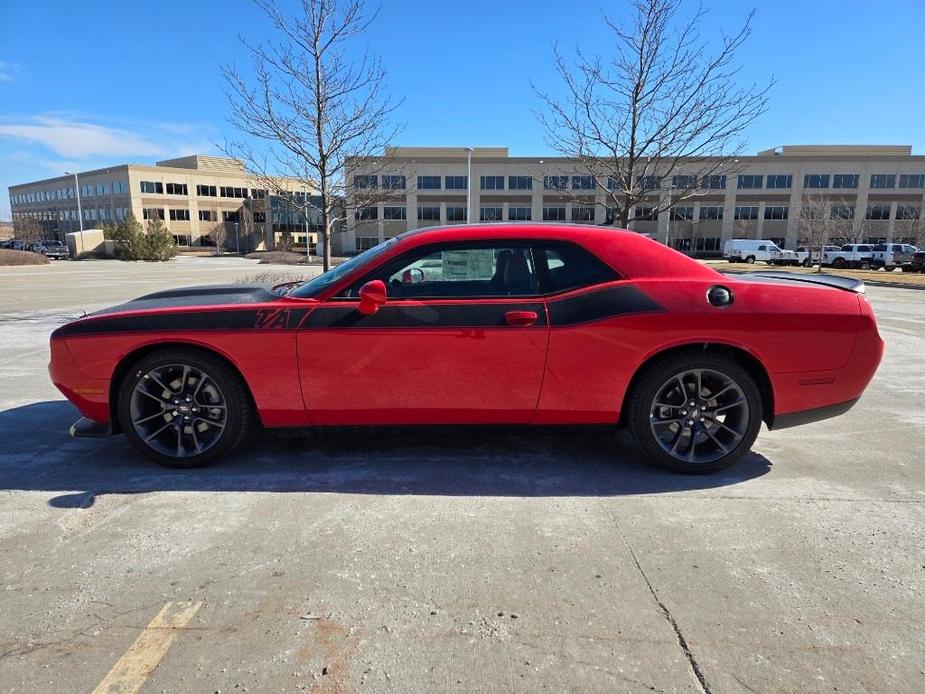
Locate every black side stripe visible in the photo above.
<box><xmin>54</xmin><ymin>286</ymin><xmax>663</xmax><ymax>337</ymax></box>
<box><xmin>547</xmin><ymin>285</ymin><xmax>664</xmax><ymax>326</ymax></box>
<box><xmin>303</xmin><ymin>302</ymin><xmax>548</xmax><ymax>329</ymax></box>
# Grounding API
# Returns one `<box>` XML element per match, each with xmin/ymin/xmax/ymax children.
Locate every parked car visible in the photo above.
<box><xmin>32</xmin><ymin>240</ymin><xmax>70</xmax><ymax>260</ymax></box>
<box><xmin>723</xmin><ymin>239</ymin><xmax>789</xmax><ymax>264</ymax></box>
<box><xmin>51</xmin><ymin>224</ymin><xmax>884</xmax><ymax>474</ymax></box>
<box><xmin>821</xmin><ymin>244</ymin><xmax>875</xmax><ymax>269</ymax></box>
<box><xmin>7</xmin><ymin>239</ymin><xmax>29</xmax><ymax>251</ymax></box>
<box><xmin>905</xmin><ymin>251</ymin><xmax>925</xmax><ymax>273</ymax></box>
<box><xmin>794</xmin><ymin>245</ymin><xmax>840</xmax><ymax>267</ymax></box>
<box><xmin>870</xmin><ymin>243</ymin><xmax>917</xmax><ymax>271</ymax></box>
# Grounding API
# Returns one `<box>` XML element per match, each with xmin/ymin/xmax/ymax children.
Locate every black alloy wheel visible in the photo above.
<box><xmin>118</xmin><ymin>348</ymin><xmax>252</xmax><ymax>468</ymax></box>
<box><xmin>628</xmin><ymin>352</ymin><xmax>763</xmax><ymax>473</ymax></box>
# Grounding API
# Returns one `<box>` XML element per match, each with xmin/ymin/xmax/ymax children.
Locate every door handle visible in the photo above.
<box><xmin>505</xmin><ymin>310</ymin><xmax>538</xmax><ymax>327</ymax></box>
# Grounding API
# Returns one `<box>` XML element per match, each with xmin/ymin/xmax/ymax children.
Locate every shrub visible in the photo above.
<box><xmin>110</xmin><ymin>214</ymin><xmax>146</xmax><ymax>259</ymax></box>
<box><xmin>144</xmin><ymin>218</ymin><xmax>178</xmax><ymax>261</ymax></box>
<box><xmin>109</xmin><ymin>214</ymin><xmax>177</xmax><ymax>261</ymax></box>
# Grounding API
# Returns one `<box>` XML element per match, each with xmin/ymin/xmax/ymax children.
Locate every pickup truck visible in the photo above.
<box><xmin>821</xmin><ymin>244</ymin><xmax>875</xmax><ymax>269</ymax></box>
<box><xmin>904</xmin><ymin>251</ymin><xmax>925</xmax><ymax>273</ymax></box>
<box><xmin>32</xmin><ymin>241</ymin><xmax>70</xmax><ymax>260</ymax></box>
<box><xmin>766</xmin><ymin>248</ymin><xmax>800</xmax><ymax>266</ymax></box>
<box><xmin>871</xmin><ymin>243</ymin><xmax>918</xmax><ymax>271</ymax></box>
<box><xmin>794</xmin><ymin>245</ymin><xmax>841</xmax><ymax>267</ymax></box>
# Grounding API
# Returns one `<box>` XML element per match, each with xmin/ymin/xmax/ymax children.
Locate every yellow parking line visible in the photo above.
<box><xmin>92</xmin><ymin>601</ymin><xmax>202</xmax><ymax>694</ymax></box>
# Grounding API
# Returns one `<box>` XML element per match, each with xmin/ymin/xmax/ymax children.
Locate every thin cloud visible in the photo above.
<box><xmin>0</xmin><ymin>115</ymin><xmax>218</xmax><ymax>160</ymax></box>
<box><xmin>0</xmin><ymin>60</ymin><xmax>21</xmax><ymax>82</ymax></box>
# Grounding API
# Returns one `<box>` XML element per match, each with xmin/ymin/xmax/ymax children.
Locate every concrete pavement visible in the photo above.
<box><xmin>0</xmin><ymin>258</ymin><xmax>922</xmax><ymax>693</ymax></box>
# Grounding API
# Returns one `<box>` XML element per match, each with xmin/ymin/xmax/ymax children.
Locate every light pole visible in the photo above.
<box><xmin>302</xmin><ymin>186</ymin><xmax>311</xmax><ymax>262</ymax></box>
<box><xmin>465</xmin><ymin>147</ymin><xmax>473</xmax><ymax>224</ymax></box>
<box><xmin>65</xmin><ymin>171</ymin><xmax>85</xmax><ymax>251</ymax></box>
<box><xmin>665</xmin><ymin>182</ymin><xmax>673</xmax><ymax>248</ymax></box>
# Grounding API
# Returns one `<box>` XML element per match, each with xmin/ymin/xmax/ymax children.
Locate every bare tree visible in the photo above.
<box><xmin>208</xmin><ymin>222</ymin><xmax>228</xmax><ymax>255</ymax></box>
<box><xmin>534</xmin><ymin>0</ymin><xmax>771</xmax><ymax>229</ymax></box>
<box><xmin>222</xmin><ymin>0</ymin><xmax>403</xmax><ymax>270</ymax></box>
<box><xmin>894</xmin><ymin>205</ymin><xmax>925</xmax><ymax>247</ymax></box>
<box><xmin>14</xmin><ymin>217</ymin><xmax>44</xmax><ymax>245</ymax></box>
<box><xmin>797</xmin><ymin>194</ymin><xmax>855</xmax><ymax>272</ymax></box>
<box><xmin>239</xmin><ymin>201</ymin><xmax>256</xmax><ymax>252</ymax></box>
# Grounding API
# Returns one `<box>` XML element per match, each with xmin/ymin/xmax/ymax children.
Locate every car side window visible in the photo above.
<box><xmin>535</xmin><ymin>244</ymin><xmax>619</xmax><ymax>293</ymax></box>
<box><xmin>341</xmin><ymin>244</ymin><xmax>540</xmax><ymax>299</ymax></box>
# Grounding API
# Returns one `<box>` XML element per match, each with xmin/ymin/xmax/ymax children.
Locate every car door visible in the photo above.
<box><xmin>297</xmin><ymin>241</ymin><xmax>549</xmax><ymax>425</ymax></box>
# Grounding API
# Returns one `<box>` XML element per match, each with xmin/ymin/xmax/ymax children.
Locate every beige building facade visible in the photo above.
<box><xmin>346</xmin><ymin>145</ymin><xmax>925</xmax><ymax>256</ymax></box>
<box><xmin>8</xmin><ymin>155</ymin><xmax>310</xmax><ymax>250</ymax></box>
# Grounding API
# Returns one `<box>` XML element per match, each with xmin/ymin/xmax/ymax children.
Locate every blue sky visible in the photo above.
<box><xmin>1</xmin><ymin>0</ymin><xmax>924</xmax><ymax>219</ymax></box>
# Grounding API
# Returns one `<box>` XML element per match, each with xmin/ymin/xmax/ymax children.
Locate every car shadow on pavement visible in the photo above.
<box><xmin>0</xmin><ymin>401</ymin><xmax>772</xmax><ymax>508</ymax></box>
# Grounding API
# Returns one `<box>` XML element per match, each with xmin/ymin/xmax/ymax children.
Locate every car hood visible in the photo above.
<box><xmin>89</xmin><ymin>284</ymin><xmax>279</xmax><ymax>316</ymax></box>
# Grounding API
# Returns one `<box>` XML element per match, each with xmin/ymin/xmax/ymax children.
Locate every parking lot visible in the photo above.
<box><xmin>1</xmin><ymin>258</ymin><xmax>923</xmax><ymax>693</ymax></box>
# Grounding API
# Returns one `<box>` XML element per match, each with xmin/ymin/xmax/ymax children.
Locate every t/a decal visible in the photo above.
<box><xmin>254</xmin><ymin>308</ymin><xmax>310</xmax><ymax>329</ymax></box>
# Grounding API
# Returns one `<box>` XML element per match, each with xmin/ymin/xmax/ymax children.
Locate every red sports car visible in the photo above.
<box><xmin>49</xmin><ymin>224</ymin><xmax>883</xmax><ymax>473</ymax></box>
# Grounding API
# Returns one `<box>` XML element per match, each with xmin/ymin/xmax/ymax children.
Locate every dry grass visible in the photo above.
<box><xmin>233</xmin><ymin>270</ymin><xmax>307</xmax><ymax>285</ymax></box>
<box><xmin>713</xmin><ymin>261</ymin><xmax>925</xmax><ymax>287</ymax></box>
<box><xmin>245</xmin><ymin>251</ymin><xmax>349</xmax><ymax>266</ymax></box>
<box><xmin>0</xmin><ymin>249</ymin><xmax>50</xmax><ymax>266</ymax></box>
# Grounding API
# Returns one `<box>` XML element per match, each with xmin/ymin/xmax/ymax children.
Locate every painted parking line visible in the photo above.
<box><xmin>92</xmin><ymin>601</ymin><xmax>202</xmax><ymax>694</ymax></box>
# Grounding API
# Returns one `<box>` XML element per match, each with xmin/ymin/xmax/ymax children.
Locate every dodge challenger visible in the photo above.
<box><xmin>49</xmin><ymin>224</ymin><xmax>884</xmax><ymax>473</ymax></box>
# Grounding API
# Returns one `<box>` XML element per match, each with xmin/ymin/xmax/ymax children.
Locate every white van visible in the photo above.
<box><xmin>723</xmin><ymin>239</ymin><xmax>791</xmax><ymax>264</ymax></box>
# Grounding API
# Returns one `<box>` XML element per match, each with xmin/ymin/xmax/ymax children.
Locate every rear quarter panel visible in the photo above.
<box><xmin>536</xmin><ymin>277</ymin><xmax>863</xmax><ymax>424</ymax></box>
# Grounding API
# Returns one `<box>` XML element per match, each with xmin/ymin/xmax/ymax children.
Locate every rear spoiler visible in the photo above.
<box><xmin>728</xmin><ymin>271</ymin><xmax>865</xmax><ymax>294</ymax></box>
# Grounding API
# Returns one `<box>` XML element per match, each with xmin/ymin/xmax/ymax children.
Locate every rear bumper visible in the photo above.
<box><xmin>769</xmin><ymin>398</ymin><xmax>859</xmax><ymax>430</ymax></box>
<box><xmin>69</xmin><ymin>416</ymin><xmax>114</xmax><ymax>438</ymax></box>
<box><xmin>769</xmin><ymin>301</ymin><xmax>883</xmax><ymax>428</ymax></box>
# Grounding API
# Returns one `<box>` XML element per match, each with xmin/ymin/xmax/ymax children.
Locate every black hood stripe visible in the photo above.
<box><xmin>52</xmin><ymin>307</ymin><xmax>312</xmax><ymax>337</ymax></box>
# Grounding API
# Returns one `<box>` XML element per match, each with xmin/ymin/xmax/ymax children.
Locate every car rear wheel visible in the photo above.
<box><xmin>627</xmin><ymin>353</ymin><xmax>763</xmax><ymax>473</ymax></box>
<box><xmin>117</xmin><ymin>348</ymin><xmax>252</xmax><ymax>468</ymax></box>
<box><xmin>833</xmin><ymin>257</ymin><xmax>846</xmax><ymax>268</ymax></box>
<box><xmin>802</xmin><ymin>259</ymin><xmax>812</xmax><ymax>267</ymax></box>
<box><xmin>745</xmin><ymin>255</ymin><xmax>755</xmax><ymax>264</ymax></box>
<box><xmin>859</xmin><ymin>260</ymin><xmax>871</xmax><ymax>270</ymax></box>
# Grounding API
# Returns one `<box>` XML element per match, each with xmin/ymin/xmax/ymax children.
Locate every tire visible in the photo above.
<box><xmin>833</xmin><ymin>257</ymin><xmax>846</xmax><ymax>269</ymax></box>
<box><xmin>859</xmin><ymin>260</ymin><xmax>871</xmax><ymax>270</ymax></box>
<box><xmin>627</xmin><ymin>351</ymin><xmax>763</xmax><ymax>474</ymax></box>
<box><xmin>802</xmin><ymin>259</ymin><xmax>812</xmax><ymax>267</ymax></box>
<box><xmin>117</xmin><ymin>347</ymin><xmax>253</xmax><ymax>468</ymax></box>
<box><xmin>885</xmin><ymin>265</ymin><xmax>895</xmax><ymax>272</ymax></box>
<box><xmin>745</xmin><ymin>255</ymin><xmax>756</xmax><ymax>264</ymax></box>
<box><xmin>766</xmin><ymin>260</ymin><xmax>775</xmax><ymax>266</ymax></box>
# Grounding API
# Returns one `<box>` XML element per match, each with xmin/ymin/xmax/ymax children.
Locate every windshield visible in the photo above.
<box><xmin>289</xmin><ymin>238</ymin><xmax>399</xmax><ymax>298</ymax></box>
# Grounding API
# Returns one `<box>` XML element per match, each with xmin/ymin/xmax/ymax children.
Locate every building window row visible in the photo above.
<box><xmin>9</xmin><ymin>180</ymin><xmax>132</xmax><ymax>202</ymax></box>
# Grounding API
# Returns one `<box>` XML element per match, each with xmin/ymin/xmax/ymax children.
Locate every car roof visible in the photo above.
<box><xmin>391</xmin><ymin>223</ymin><xmax>720</xmax><ymax>280</ymax></box>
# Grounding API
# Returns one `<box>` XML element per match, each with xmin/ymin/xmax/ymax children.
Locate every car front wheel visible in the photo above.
<box><xmin>627</xmin><ymin>353</ymin><xmax>763</xmax><ymax>473</ymax></box>
<box><xmin>117</xmin><ymin>348</ymin><xmax>253</xmax><ymax>468</ymax></box>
